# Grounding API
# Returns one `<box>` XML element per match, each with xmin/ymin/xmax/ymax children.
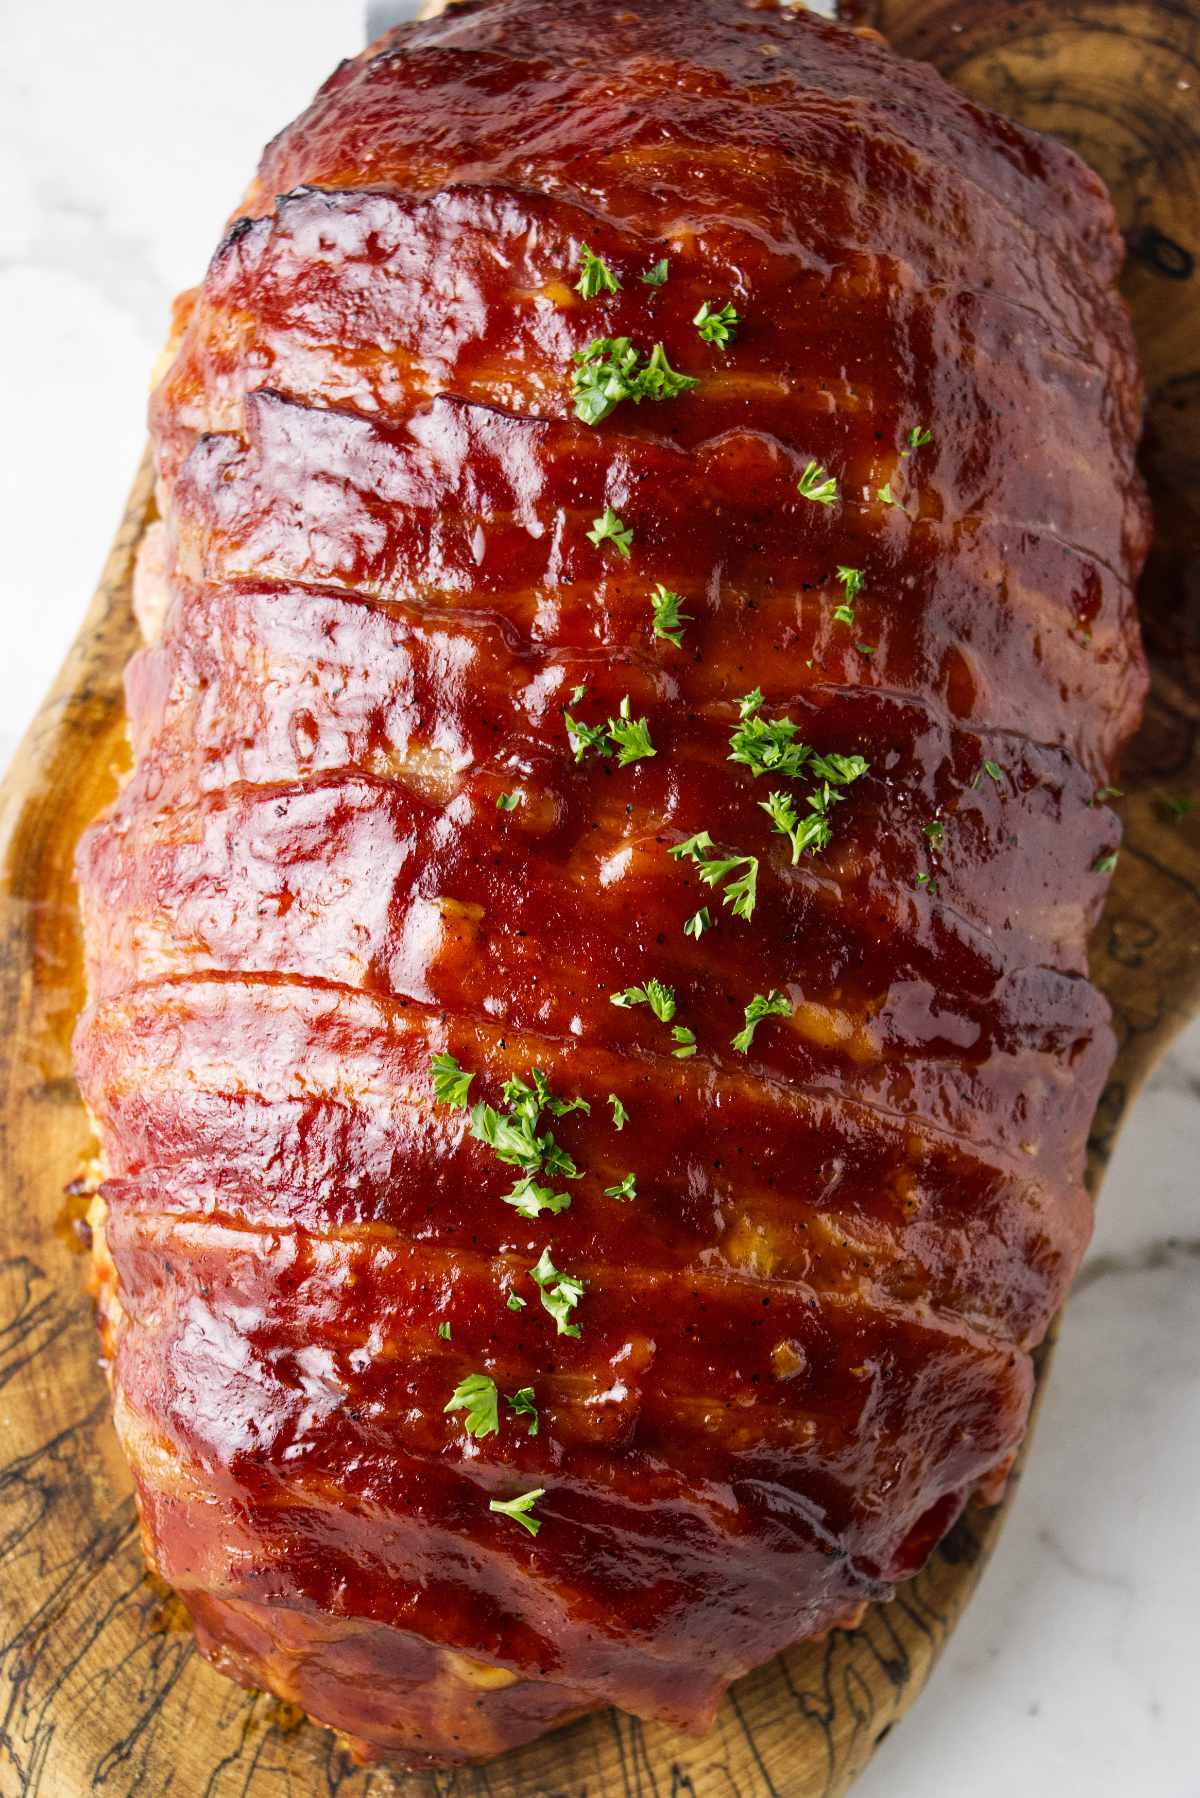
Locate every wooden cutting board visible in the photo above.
<box><xmin>1</xmin><ymin>3</ymin><xmax>1197</xmax><ymax>1792</ymax></box>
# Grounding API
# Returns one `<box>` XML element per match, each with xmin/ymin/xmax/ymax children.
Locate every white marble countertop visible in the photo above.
<box><xmin>2</xmin><ymin>5</ymin><xmax>1197</xmax><ymax>1793</ymax></box>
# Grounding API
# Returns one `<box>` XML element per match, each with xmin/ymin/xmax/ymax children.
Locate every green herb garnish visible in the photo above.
<box><xmin>683</xmin><ymin>906</ymin><xmax>714</xmax><ymax>939</ymax></box>
<box><xmin>731</xmin><ymin>989</ymin><xmax>791</xmax><ymax>1054</ymax></box>
<box><xmin>798</xmin><ymin>461</ymin><xmax>839</xmax><ymax>506</ymax></box>
<box><xmin>611</xmin><ymin>978</ymin><xmax>676</xmax><ymax>1022</ymax></box>
<box><xmin>437</xmin><ymin>1321</ymin><xmax>451</xmax><ymax>1340</ymax></box>
<box><xmin>572</xmin><ymin>337</ymin><xmax>697</xmax><ymax>425</ymax></box>
<box><xmin>604</xmin><ymin>1173</ymin><xmax>637</xmax><ymax>1202</ymax></box>
<box><xmin>497</xmin><ymin>791</ymin><xmax>522</xmax><ymax>811</ymax></box>
<box><xmin>694</xmin><ymin>299</ymin><xmax>740</xmax><ymax>349</ymax></box>
<box><xmin>444</xmin><ymin>1373</ymin><xmax>499</xmax><ymax>1439</ymax></box>
<box><xmin>528</xmin><ymin>1247</ymin><xmax>586</xmax><ymax>1338</ymax></box>
<box><xmin>833</xmin><ymin>604</ymin><xmax>855</xmax><ymax>626</ymax></box>
<box><xmin>836</xmin><ymin>566</ymin><xmax>864</xmax><ymax>601</ymax></box>
<box><xmin>1093</xmin><ymin>851</ymin><xmax>1119</xmax><ymax>874</ymax></box>
<box><xmin>607</xmin><ymin>695</ymin><xmax>656</xmax><ymax>766</ymax></box>
<box><xmin>506</xmin><ymin>1387</ymin><xmax>539</xmax><ymax>1436</ymax></box>
<box><xmin>671</xmin><ymin>1025</ymin><xmax>698</xmax><ymax>1059</ymax></box>
<box><xmin>670</xmin><ymin>831</ymin><xmax>760</xmax><ymax>920</ymax></box>
<box><xmin>640</xmin><ymin>259</ymin><xmax>670</xmax><ymax>286</ymax></box>
<box><xmin>608</xmin><ymin>1093</ymin><xmax>628</xmax><ymax>1130</ymax></box>
<box><xmin>431</xmin><ymin>1051</ymin><xmax>474</xmax><ymax>1110</ymax></box>
<box><xmin>587</xmin><ymin>505</ymin><xmax>634</xmax><ymax>557</ymax></box>
<box><xmin>489</xmin><ymin>1487</ymin><xmax>545</xmax><ymax>1535</ymax></box>
<box><xmin>506</xmin><ymin>1291</ymin><xmax>527</xmax><ymax>1311</ymax></box>
<box><xmin>905</xmin><ymin>425</ymin><xmax>933</xmax><ymax>451</ymax></box>
<box><xmin>923</xmin><ymin>820</ymin><xmax>945</xmax><ymax>847</ymax></box>
<box><xmin>576</xmin><ymin>244</ymin><xmax>621</xmax><ymax>300</ymax></box>
<box><xmin>650</xmin><ymin>583</ymin><xmax>691</xmax><ymax>647</ymax></box>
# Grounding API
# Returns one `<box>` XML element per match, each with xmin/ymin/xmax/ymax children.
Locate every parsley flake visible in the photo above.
<box><xmin>670</xmin><ymin>831</ymin><xmax>760</xmax><ymax>919</ymax></box>
<box><xmin>430</xmin><ymin>1051</ymin><xmax>474</xmax><ymax>1110</ymax></box>
<box><xmin>1093</xmin><ymin>851</ymin><xmax>1119</xmax><ymax>875</ymax></box>
<box><xmin>836</xmin><ymin>565</ymin><xmax>864</xmax><ymax>601</ymax></box>
<box><xmin>694</xmin><ymin>299</ymin><xmax>740</xmax><ymax>349</ymax></box>
<box><xmin>489</xmin><ymin>1487</ymin><xmax>545</xmax><ymax>1536</ymax></box>
<box><xmin>923</xmin><ymin>820</ymin><xmax>945</xmax><ymax>847</ymax></box>
<box><xmin>437</xmin><ymin>1321</ymin><xmax>451</xmax><ymax>1340</ymax></box>
<box><xmin>575</xmin><ymin>243</ymin><xmax>621</xmax><ymax>300</ymax></box>
<box><xmin>564</xmin><ymin>705</ymin><xmax>612</xmax><ymax>764</ymax></box>
<box><xmin>798</xmin><ymin>461</ymin><xmax>839</xmax><ymax>506</ymax></box>
<box><xmin>671</xmin><ymin>1025</ymin><xmax>698</xmax><ymax>1059</ymax></box>
<box><xmin>608</xmin><ymin>1093</ymin><xmax>628</xmax><ymax>1130</ymax></box>
<box><xmin>506</xmin><ymin>1387</ymin><xmax>539</xmax><ymax>1436</ymax></box>
<box><xmin>444</xmin><ymin>1372</ymin><xmax>499</xmax><ymax>1439</ymax></box>
<box><xmin>1093</xmin><ymin>787</ymin><xmax>1123</xmax><ymax>804</ymax></box>
<box><xmin>683</xmin><ymin>906</ymin><xmax>714</xmax><ymax>939</ymax></box>
<box><xmin>607</xmin><ymin>695</ymin><xmax>656</xmax><ymax>766</ymax></box>
<box><xmin>506</xmin><ymin>1291</ymin><xmax>527</xmax><ymax>1311</ymax></box>
<box><xmin>572</xmin><ymin>337</ymin><xmax>698</xmax><ymax>426</ymax></box>
<box><xmin>731</xmin><ymin>989</ymin><xmax>791</xmax><ymax>1054</ymax></box>
<box><xmin>587</xmin><ymin>505</ymin><xmax>634</xmax><ymax>557</ymax></box>
<box><xmin>877</xmin><ymin>483</ymin><xmax>899</xmax><ymax>507</ymax></box>
<box><xmin>650</xmin><ymin>583</ymin><xmax>692</xmax><ymax>647</ymax></box>
<box><xmin>1161</xmin><ymin>793</ymin><xmax>1195</xmax><ymax>820</ymax></box>
<box><xmin>610</xmin><ymin>978</ymin><xmax>676</xmax><ymax>1022</ymax></box>
<box><xmin>833</xmin><ymin>604</ymin><xmax>856</xmax><ymax>626</ymax></box>
<box><xmin>905</xmin><ymin>425</ymin><xmax>933</xmax><ymax>451</ymax></box>
<box><xmin>640</xmin><ymin>258</ymin><xmax>670</xmax><ymax>286</ymax></box>
<box><xmin>982</xmin><ymin>759</ymin><xmax>1004</xmax><ymax>785</ymax></box>
<box><xmin>497</xmin><ymin>790</ymin><xmax>522</xmax><ymax>811</ymax></box>
<box><xmin>604</xmin><ymin>1173</ymin><xmax>637</xmax><ymax>1202</ymax></box>
<box><xmin>529</xmin><ymin>1247</ymin><xmax>586</xmax><ymax>1338</ymax></box>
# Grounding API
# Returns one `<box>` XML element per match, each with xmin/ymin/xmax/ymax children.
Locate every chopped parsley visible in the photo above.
<box><xmin>982</xmin><ymin>759</ymin><xmax>1004</xmax><ymax>785</ymax></box>
<box><xmin>797</xmin><ymin>461</ymin><xmax>839</xmax><ymax>506</ymax></box>
<box><xmin>431</xmin><ymin>1051</ymin><xmax>474</xmax><ymax>1110</ymax></box>
<box><xmin>836</xmin><ymin>565</ymin><xmax>864</xmax><ymax>601</ymax></box>
<box><xmin>564</xmin><ymin>704</ymin><xmax>612</xmax><ymax>763</ymax></box>
<box><xmin>575</xmin><ymin>244</ymin><xmax>621</xmax><ymax>300</ymax></box>
<box><xmin>1093</xmin><ymin>787</ymin><xmax>1123</xmax><ymax>804</ymax></box>
<box><xmin>729</xmin><ymin>693</ymin><xmax>869</xmax><ymax>809</ymax></box>
<box><xmin>506</xmin><ymin>1387</ymin><xmax>539</xmax><ymax>1437</ymax></box>
<box><xmin>489</xmin><ymin>1487</ymin><xmax>545</xmax><ymax>1535</ymax></box>
<box><xmin>877</xmin><ymin>482</ymin><xmax>899</xmax><ymax>507</ymax></box>
<box><xmin>650</xmin><ymin>583</ymin><xmax>691</xmax><ymax>647</ymax></box>
<box><xmin>906</xmin><ymin>425</ymin><xmax>933</xmax><ymax>451</ymax></box>
<box><xmin>604</xmin><ymin>1173</ymin><xmax>637</xmax><ymax>1202</ymax></box>
<box><xmin>1093</xmin><ymin>851</ymin><xmax>1119</xmax><ymax>874</ymax></box>
<box><xmin>529</xmin><ymin>1247</ymin><xmax>586</xmax><ymax>1338</ymax></box>
<box><xmin>833</xmin><ymin>604</ymin><xmax>856</xmax><ymax>626</ymax></box>
<box><xmin>671</xmin><ymin>1024</ymin><xmax>698</xmax><ymax>1059</ymax></box>
<box><xmin>607</xmin><ymin>695</ymin><xmax>656</xmax><ymax>766</ymax></box>
<box><xmin>506</xmin><ymin>1291</ymin><xmax>527</xmax><ymax>1311</ymax></box>
<box><xmin>496</xmin><ymin>790</ymin><xmax>522</xmax><ymax>811</ymax></box>
<box><xmin>694</xmin><ymin>299</ymin><xmax>740</xmax><ymax>349</ymax></box>
<box><xmin>444</xmin><ymin>1373</ymin><xmax>499</xmax><ymax>1439</ymax></box>
<box><xmin>438</xmin><ymin>1066</ymin><xmax>586</xmax><ymax>1216</ymax></box>
<box><xmin>923</xmin><ymin>819</ymin><xmax>945</xmax><ymax>847</ymax></box>
<box><xmin>502</xmin><ymin>1175</ymin><xmax>573</xmax><ymax>1219</ymax></box>
<box><xmin>640</xmin><ymin>258</ymin><xmax>670</xmax><ymax>286</ymax></box>
<box><xmin>683</xmin><ymin>906</ymin><xmax>714</xmax><ymax>939</ymax></box>
<box><xmin>437</xmin><ymin>1321</ymin><xmax>452</xmax><ymax>1340</ymax></box>
<box><xmin>731</xmin><ymin>989</ymin><xmax>792</xmax><ymax>1054</ymax></box>
<box><xmin>608</xmin><ymin>1093</ymin><xmax>628</xmax><ymax>1130</ymax></box>
<box><xmin>1161</xmin><ymin>793</ymin><xmax>1195</xmax><ymax>820</ymax></box>
<box><xmin>856</xmin><ymin>642</ymin><xmax>876</xmax><ymax>656</ymax></box>
<box><xmin>611</xmin><ymin>978</ymin><xmax>676</xmax><ymax>1022</ymax></box>
<box><xmin>669</xmin><ymin>831</ymin><xmax>760</xmax><ymax>920</ymax></box>
<box><xmin>572</xmin><ymin>337</ymin><xmax>698</xmax><ymax>425</ymax></box>
<box><xmin>587</xmin><ymin>505</ymin><xmax>634</xmax><ymax>557</ymax></box>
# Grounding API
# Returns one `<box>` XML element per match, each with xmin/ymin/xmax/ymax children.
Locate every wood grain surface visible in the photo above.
<box><xmin>1</xmin><ymin>3</ymin><xmax>1197</xmax><ymax>1792</ymax></box>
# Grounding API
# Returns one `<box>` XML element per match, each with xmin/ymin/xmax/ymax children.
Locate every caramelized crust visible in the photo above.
<box><xmin>74</xmin><ymin>0</ymin><xmax>1148</xmax><ymax>1767</ymax></box>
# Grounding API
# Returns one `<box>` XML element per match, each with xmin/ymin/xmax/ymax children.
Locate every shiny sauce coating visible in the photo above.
<box><xmin>75</xmin><ymin>0</ymin><xmax>1148</xmax><ymax>1767</ymax></box>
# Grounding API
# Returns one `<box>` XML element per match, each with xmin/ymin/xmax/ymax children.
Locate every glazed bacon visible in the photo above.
<box><xmin>74</xmin><ymin>0</ymin><xmax>1149</xmax><ymax>1767</ymax></box>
